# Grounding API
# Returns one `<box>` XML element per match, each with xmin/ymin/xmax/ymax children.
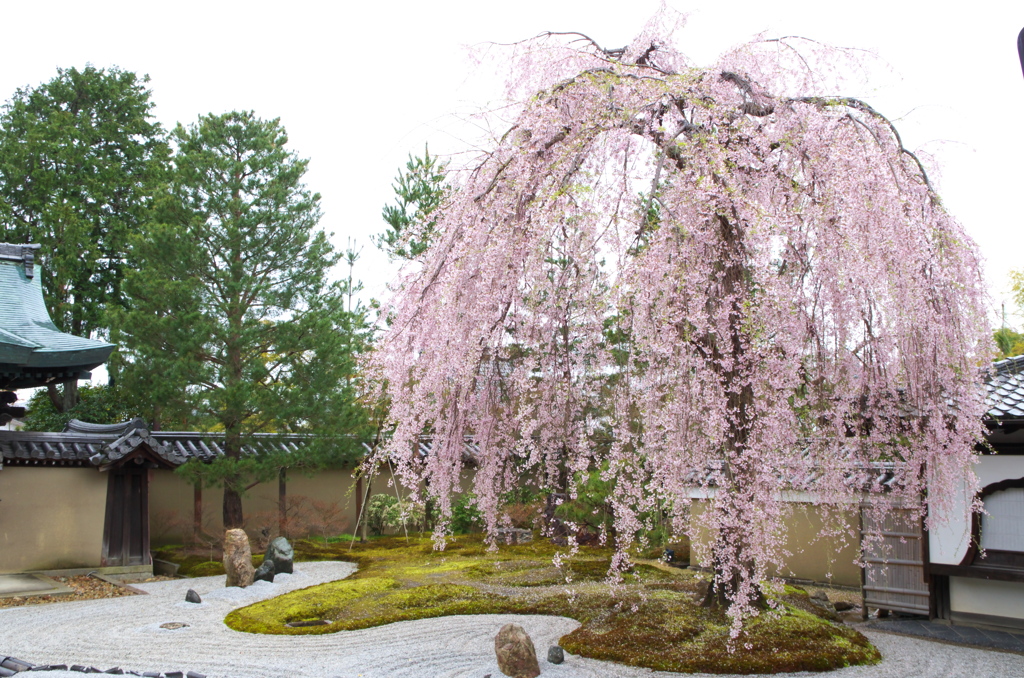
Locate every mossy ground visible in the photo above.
<box><xmin>158</xmin><ymin>536</ymin><xmax>880</xmax><ymax>674</ymax></box>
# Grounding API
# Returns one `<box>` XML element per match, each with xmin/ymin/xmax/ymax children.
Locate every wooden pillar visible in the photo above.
<box><xmin>279</xmin><ymin>467</ymin><xmax>288</xmax><ymax>538</ymax></box>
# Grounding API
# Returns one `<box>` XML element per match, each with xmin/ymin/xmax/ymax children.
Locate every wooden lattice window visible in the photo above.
<box><xmin>972</xmin><ymin>478</ymin><xmax>1024</xmax><ymax>571</ymax></box>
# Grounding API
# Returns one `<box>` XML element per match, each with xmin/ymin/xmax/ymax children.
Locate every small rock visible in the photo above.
<box><xmin>70</xmin><ymin>666</ymin><xmax>88</xmax><ymax>673</ymax></box>
<box><xmin>159</xmin><ymin>622</ymin><xmax>189</xmax><ymax>630</ymax></box>
<box><xmin>185</xmin><ymin>589</ymin><xmax>202</xmax><ymax>604</ymax></box>
<box><xmin>186</xmin><ymin>672</ymin><xmax>207</xmax><ymax>678</ymax></box>
<box><xmin>810</xmin><ymin>590</ymin><xmax>829</xmax><ymax>602</ymax></box>
<box><xmin>547</xmin><ymin>645</ymin><xmax>564</xmax><ymax>664</ymax></box>
<box><xmin>834</xmin><ymin>600</ymin><xmax>854</xmax><ymax>612</ymax></box>
<box><xmin>104</xmin><ymin>668</ymin><xmax>124</xmax><ymax>675</ymax></box>
<box><xmin>264</xmin><ymin>536</ymin><xmax>294</xmax><ymax>575</ymax></box>
<box><xmin>165</xmin><ymin>672</ymin><xmax>184</xmax><ymax>678</ymax></box>
<box><xmin>223</xmin><ymin>528</ymin><xmax>255</xmax><ymax>588</ymax></box>
<box><xmin>495</xmin><ymin>623</ymin><xmax>540</xmax><ymax>678</ymax></box>
<box><xmin>254</xmin><ymin>558</ymin><xmax>276</xmax><ymax>583</ymax></box>
<box><xmin>1</xmin><ymin>657</ymin><xmax>33</xmax><ymax>671</ymax></box>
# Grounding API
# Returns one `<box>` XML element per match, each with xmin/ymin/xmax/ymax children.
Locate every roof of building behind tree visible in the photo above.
<box><xmin>0</xmin><ymin>244</ymin><xmax>114</xmax><ymax>389</ymax></box>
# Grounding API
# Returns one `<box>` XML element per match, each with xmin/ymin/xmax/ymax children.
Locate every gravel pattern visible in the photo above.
<box><xmin>2</xmin><ymin>562</ymin><xmax>1022</xmax><ymax>678</ymax></box>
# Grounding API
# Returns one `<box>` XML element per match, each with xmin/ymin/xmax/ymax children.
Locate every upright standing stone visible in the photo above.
<box><xmin>264</xmin><ymin>536</ymin><xmax>294</xmax><ymax>574</ymax></box>
<box><xmin>494</xmin><ymin>623</ymin><xmax>540</xmax><ymax>678</ymax></box>
<box><xmin>223</xmin><ymin>528</ymin><xmax>255</xmax><ymax>588</ymax></box>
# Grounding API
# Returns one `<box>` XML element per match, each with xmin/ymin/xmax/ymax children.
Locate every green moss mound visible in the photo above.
<box><xmin>206</xmin><ymin>536</ymin><xmax>880</xmax><ymax>673</ymax></box>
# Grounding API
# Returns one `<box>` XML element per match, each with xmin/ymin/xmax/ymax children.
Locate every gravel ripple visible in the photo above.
<box><xmin>2</xmin><ymin>562</ymin><xmax>1020</xmax><ymax>677</ymax></box>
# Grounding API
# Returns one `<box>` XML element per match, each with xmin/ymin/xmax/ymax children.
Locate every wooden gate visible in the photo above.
<box><xmin>101</xmin><ymin>466</ymin><xmax>151</xmax><ymax>567</ymax></box>
<box><xmin>860</xmin><ymin>506</ymin><xmax>930</xmax><ymax>616</ymax></box>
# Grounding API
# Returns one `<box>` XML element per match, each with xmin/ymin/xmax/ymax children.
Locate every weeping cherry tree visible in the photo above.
<box><xmin>368</xmin><ymin>25</ymin><xmax>991</xmax><ymax>628</ymax></box>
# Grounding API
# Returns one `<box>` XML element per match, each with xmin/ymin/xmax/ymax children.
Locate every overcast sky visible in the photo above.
<box><xmin>4</xmin><ymin>0</ymin><xmax>1022</xmax><ymax>329</ymax></box>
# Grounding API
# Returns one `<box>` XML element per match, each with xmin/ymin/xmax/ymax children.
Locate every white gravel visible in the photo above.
<box><xmin>2</xmin><ymin>562</ymin><xmax>1021</xmax><ymax>678</ymax></box>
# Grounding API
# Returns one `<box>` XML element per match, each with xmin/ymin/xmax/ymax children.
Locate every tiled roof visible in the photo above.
<box><xmin>986</xmin><ymin>356</ymin><xmax>1024</xmax><ymax>421</ymax></box>
<box><xmin>0</xmin><ymin>419</ymin><xmax>321</xmax><ymax>468</ymax></box>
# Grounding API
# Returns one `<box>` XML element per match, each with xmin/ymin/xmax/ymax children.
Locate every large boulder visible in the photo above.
<box><xmin>264</xmin><ymin>536</ymin><xmax>294</xmax><ymax>575</ymax></box>
<box><xmin>494</xmin><ymin>623</ymin><xmax>540</xmax><ymax>678</ymax></box>
<box><xmin>254</xmin><ymin>558</ymin><xmax>276</xmax><ymax>583</ymax></box>
<box><xmin>223</xmin><ymin>528</ymin><xmax>255</xmax><ymax>588</ymax></box>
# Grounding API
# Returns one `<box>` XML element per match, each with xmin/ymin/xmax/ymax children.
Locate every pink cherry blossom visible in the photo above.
<box><xmin>366</xmin><ymin>25</ymin><xmax>990</xmax><ymax>633</ymax></box>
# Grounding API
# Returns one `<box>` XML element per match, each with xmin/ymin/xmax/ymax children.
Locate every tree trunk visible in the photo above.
<box><xmin>223</xmin><ymin>485</ymin><xmax>244</xmax><ymax>530</ymax></box>
<box><xmin>278</xmin><ymin>467</ymin><xmax>288</xmax><ymax>538</ymax></box>
<box><xmin>47</xmin><ymin>380</ymin><xmax>79</xmax><ymax>413</ymax></box>
<box><xmin>193</xmin><ymin>482</ymin><xmax>203</xmax><ymax>543</ymax></box>
<box><xmin>696</xmin><ymin>212</ymin><xmax>766</xmax><ymax>611</ymax></box>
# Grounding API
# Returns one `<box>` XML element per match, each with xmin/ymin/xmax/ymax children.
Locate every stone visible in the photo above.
<box><xmin>494</xmin><ymin>623</ymin><xmax>540</xmax><ymax>678</ymax></box>
<box><xmin>223</xmin><ymin>528</ymin><xmax>255</xmax><ymax>588</ymax></box>
<box><xmin>159</xmin><ymin>622</ymin><xmax>189</xmax><ymax>630</ymax></box>
<box><xmin>186</xmin><ymin>673</ymin><xmax>207</xmax><ymax>678</ymax></box>
<box><xmin>254</xmin><ymin>558</ymin><xmax>276</xmax><ymax>583</ymax></box>
<box><xmin>494</xmin><ymin>528</ymin><xmax>533</xmax><ymax>545</ymax></box>
<box><xmin>264</xmin><ymin>536</ymin><xmax>294</xmax><ymax>575</ymax></box>
<box><xmin>547</xmin><ymin>645</ymin><xmax>564</xmax><ymax>664</ymax></box>
<box><xmin>834</xmin><ymin>600</ymin><xmax>854</xmax><ymax>612</ymax></box>
<box><xmin>104</xmin><ymin>669</ymin><xmax>124</xmax><ymax>675</ymax></box>
<box><xmin>810</xmin><ymin>590</ymin><xmax>829</xmax><ymax>602</ymax></box>
<box><xmin>1</xmin><ymin>657</ymin><xmax>33</xmax><ymax>671</ymax></box>
<box><xmin>185</xmin><ymin>589</ymin><xmax>202</xmax><ymax>604</ymax></box>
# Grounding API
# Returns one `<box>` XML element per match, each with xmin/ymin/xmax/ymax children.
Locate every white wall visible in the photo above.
<box><xmin>949</xmin><ymin>576</ymin><xmax>1024</xmax><ymax>620</ymax></box>
<box><xmin>929</xmin><ymin>455</ymin><xmax>1024</xmax><ymax>565</ymax></box>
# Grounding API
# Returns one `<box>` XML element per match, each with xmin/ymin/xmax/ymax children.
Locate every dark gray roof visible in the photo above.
<box><xmin>986</xmin><ymin>356</ymin><xmax>1024</xmax><ymax>421</ymax></box>
<box><xmin>0</xmin><ymin>419</ymin><xmax>320</xmax><ymax>468</ymax></box>
<box><xmin>0</xmin><ymin>243</ymin><xmax>114</xmax><ymax>389</ymax></box>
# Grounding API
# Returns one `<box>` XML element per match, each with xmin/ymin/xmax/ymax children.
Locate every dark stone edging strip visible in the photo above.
<box><xmin>0</xmin><ymin>656</ymin><xmax>206</xmax><ymax>677</ymax></box>
<box><xmin>866</xmin><ymin>620</ymin><xmax>1024</xmax><ymax>654</ymax></box>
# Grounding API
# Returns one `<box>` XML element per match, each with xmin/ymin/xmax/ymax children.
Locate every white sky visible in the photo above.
<box><xmin>3</xmin><ymin>0</ymin><xmax>1023</xmax><ymax>335</ymax></box>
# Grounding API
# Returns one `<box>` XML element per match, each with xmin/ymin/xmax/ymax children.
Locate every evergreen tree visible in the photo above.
<box><xmin>0</xmin><ymin>65</ymin><xmax>168</xmax><ymax>410</ymax></box>
<box><xmin>117</xmin><ymin>111</ymin><xmax>367</xmax><ymax>529</ymax></box>
<box><xmin>375</xmin><ymin>148</ymin><xmax>449</xmax><ymax>260</ymax></box>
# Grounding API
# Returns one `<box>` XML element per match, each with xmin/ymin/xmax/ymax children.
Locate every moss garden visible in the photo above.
<box><xmin>154</xmin><ymin>536</ymin><xmax>880</xmax><ymax>674</ymax></box>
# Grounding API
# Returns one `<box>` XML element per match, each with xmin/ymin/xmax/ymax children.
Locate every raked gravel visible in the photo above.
<box><xmin>1</xmin><ymin>561</ymin><xmax>1021</xmax><ymax>678</ymax></box>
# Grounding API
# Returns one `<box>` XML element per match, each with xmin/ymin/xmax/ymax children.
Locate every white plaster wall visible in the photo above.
<box><xmin>928</xmin><ymin>476</ymin><xmax>972</xmax><ymax>565</ymax></box>
<box><xmin>929</xmin><ymin>455</ymin><xmax>1024</xmax><ymax>565</ymax></box>
<box><xmin>949</xmin><ymin>576</ymin><xmax>1024</xmax><ymax>620</ymax></box>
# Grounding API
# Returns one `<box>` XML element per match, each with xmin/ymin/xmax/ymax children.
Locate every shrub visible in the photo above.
<box><xmin>366</xmin><ymin>494</ymin><xmax>425</xmax><ymax>536</ymax></box>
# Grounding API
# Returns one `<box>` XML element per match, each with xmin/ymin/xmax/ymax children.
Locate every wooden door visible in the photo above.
<box><xmin>861</xmin><ymin>506</ymin><xmax>929</xmax><ymax>616</ymax></box>
<box><xmin>101</xmin><ymin>466</ymin><xmax>151</xmax><ymax>566</ymax></box>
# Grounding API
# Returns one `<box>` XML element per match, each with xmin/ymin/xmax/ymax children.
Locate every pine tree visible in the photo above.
<box><xmin>117</xmin><ymin>111</ymin><xmax>368</xmax><ymax>529</ymax></box>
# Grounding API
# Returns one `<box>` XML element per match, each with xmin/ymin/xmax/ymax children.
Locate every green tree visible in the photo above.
<box><xmin>375</xmin><ymin>147</ymin><xmax>449</xmax><ymax>260</ymax></box>
<box><xmin>0</xmin><ymin>65</ymin><xmax>168</xmax><ymax>411</ymax></box>
<box><xmin>116</xmin><ymin>111</ymin><xmax>367</xmax><ymax>529</ymax></box>
<box><xmin>994</xmin><ymin>326</ymin><xmax>1024</xmax><ymax>359</ymax></box>
<box><xmin>21</xmin><ymin>384</ymin><xmax>134</xmax><ymax>432</ymax></box>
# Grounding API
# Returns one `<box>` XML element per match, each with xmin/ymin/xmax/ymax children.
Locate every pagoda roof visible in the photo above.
<box><xmin>0</xmin><ymin>244</ymin><xmax>114</xmax><ymax>389</ymax></box>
